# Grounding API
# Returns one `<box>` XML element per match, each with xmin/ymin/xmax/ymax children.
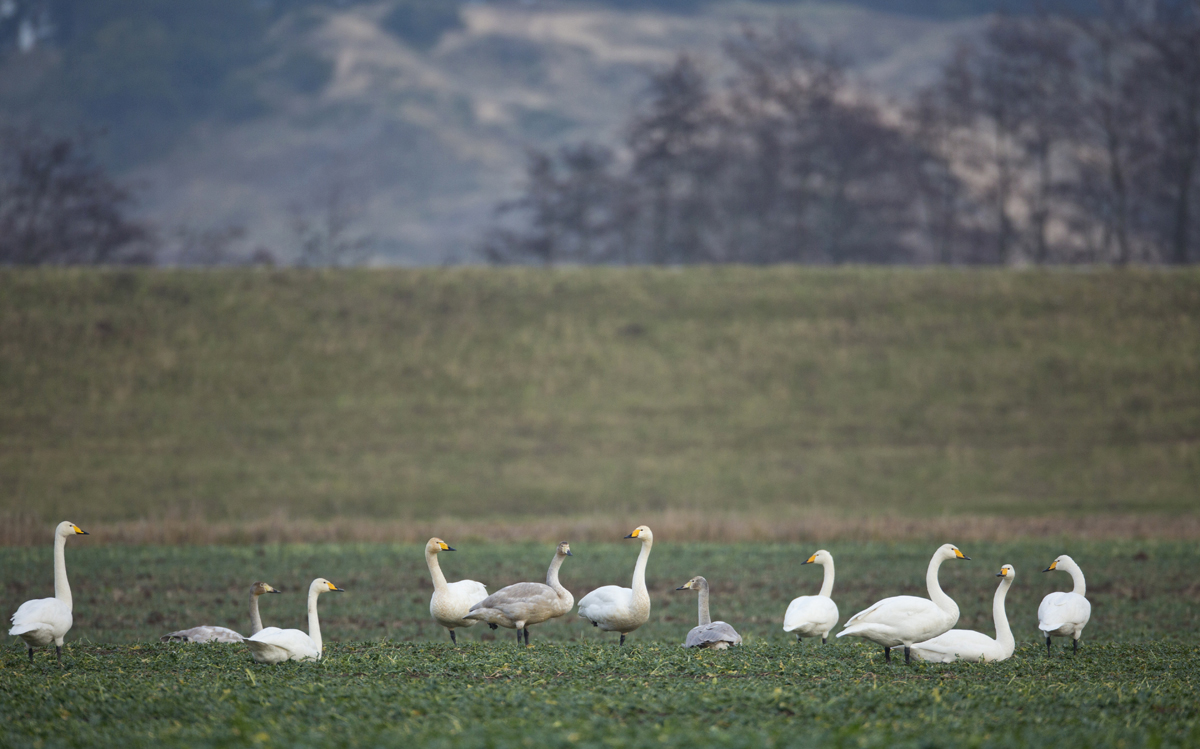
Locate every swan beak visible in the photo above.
<box><xmin>268</xmin><ymin>588</ymin><xmax>282</xmax><ymax>594</ymax></box>
<box><xmin>565</xmin><ymin>549</ymin><xmax>573</xmax><ymax>556</ymax></box>
<box><xmin>802</xmin><ymin>554</ymin><xmax>816</xmax><ymax>565</ymax></box>
<box><xmin>1044</xmin><ymin>561</ymin><xmax>1058</xmax><ymax>572</ymax></box>
<box><xmin>327</xmin><ymin>583</ymin><xmax>344</xmax><ymax>592</ymax></box>
<box><xmin>625</xmin><ymin>529</ymin><xmax>641</xmax><ymax>539</ymax></box>
<box><xmin>442</xmin><ymin>544</ymin><xmax>455</xmax><ymax>552</ymax></box>
<box><xmin>675</xmin><ymin>581</ymin><xmax>692</xmax><ymax>590</ymax></box>
<box><xmin>954</xmin><ymin>549</ymin><xmax>970</xmax><ymax>560</ymax></box>
<box><xmin>72</xmin><ymin>525</ymin><xmax>88</xmax><ymax>535</ymax></box>
<box><xmin>996</xmin><ymin>571</ymin><xmax>1006</xmax><ymax>577</ymax></box>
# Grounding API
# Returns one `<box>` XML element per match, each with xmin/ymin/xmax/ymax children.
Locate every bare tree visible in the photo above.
<box><xmin>289</xmin><ymin>179</ymin><xmax>373</xmax><ymax>267</ymax></box>
<box><xmin>0</xmin><ymin>127</ymin><xmax>151</xmax><ymax>265</ymax></box>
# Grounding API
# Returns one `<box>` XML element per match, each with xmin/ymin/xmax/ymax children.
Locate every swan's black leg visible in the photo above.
<box><xmin>883</xmin><ymin>646</ymin><xmax>891</xmax><ymax>663</ymax></box>
<box><xmin>516</xmin><ymin>629</ymin><xmax>522</xmax><ymax>644</ymax></box>
<box><xmin>620</xmin><ymin>634</ymin><xmax>626</xmax><ymax>646</ymax></box>
<box><xmin>821</xmin><ymin>636</ymin><xmax>827</xmax><ymax>645</ymax></box>
<box><xmin>488</xmin><ymin>623</ymin><xmax>497</xmax><ymax>630</ymax></box>
<box><xmin>56</xmin><ymin>645</ymin><xmax>62</xmax><ymax>664</ymax></box>
<box><xmin>1046</xmin><ymin>636</ymin><xmax>1052</xmax><ymax>655</ymax></box>
<box><xmin>592</xmin><ymin>621</ymin><xmax>598</xmax><ymax>628</ymax></box>
<box><xmin>523</xmin><ymin>628</ymin><xmax>530</xmax><ymax>646</ymax></box>
<box><xmin>1073</xmin><ymin>638</ymin><xmax>1078</xmax><ymax>653</ymax></box>
<box><xmin>449</xmin><ymin>629</ymin><xmax>457</xmax><ymax>645</ymax></box>
<box><xmin>904</xmin><ymin>646</ymin><xmax>911</xmax><ymax>665</ymax></box>
<box><xmin>27</xmin><ymin>646</ymin><xmax>34</xmax><ymax>663</ymax></box>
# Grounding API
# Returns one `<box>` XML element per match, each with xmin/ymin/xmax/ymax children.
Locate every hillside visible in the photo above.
<box><xmin>1</xmin><ymin>267</ymin><xmax>1197</xmax><ymax>542</ymax></box>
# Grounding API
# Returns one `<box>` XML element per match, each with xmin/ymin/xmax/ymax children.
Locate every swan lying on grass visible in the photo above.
<box><xmin>577</xmin><ymin>525</ymin><xmax>654</xmax><ymax>645</ymax></box>
<box><xmin>162</xmin><ymin>582</ymin><xmax>281</xmax><ymax>643</ymax></box>
<box><xmin>425</xmin><ymin>537</ymin><xmax>489</xmax><ymax>645</ymax></box>
<box><xmin>904</xmin><ymin>564</ymin><xmax>1016</xmax><ymax>663</ymax></box>
<box><xmin>8</xmin><ymin>521</ymin><xmax>89</xmax><ymax>664</ymax></box>
<box><xmin>677</xmin><ymin>576</ymin><xmax>742</xmax><ymax>650</ymax></box>
<box><xmin>245</xmin><ymin>578</ymin><xmax>343</xmax><ymax>664</ymax></box>
<box><xmin>782</xmin><ymin>549</ymin><xmax>839</xmax><ymax>645</ymax></box>
<box><xmin>1039</xmin><ymin>555</ymin><xmax>1091</xmax><ymax>654</ymax></box>
<box><xmin>837</xmin><ymin>543</ymin><xmax>970</xmax><ymax>664</ymax></box>
<box><xmin>465</xmin><ymin>542</ymin><xmax>574</xmax><ymax>646</ymax></box>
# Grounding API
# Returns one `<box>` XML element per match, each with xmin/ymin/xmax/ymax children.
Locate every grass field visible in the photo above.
<box><xmin>1</xmin><ymin>267</ymin><xmax>1199</xmax><ymax>543</ymax></box>
<box><xmin>2</xmin><ymin>541</ymin><xmax>1198</xmax><ymax>747</ymax></box>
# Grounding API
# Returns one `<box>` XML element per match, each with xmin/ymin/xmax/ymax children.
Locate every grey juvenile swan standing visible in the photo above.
<box><xmin>676</xmin><ymin>576</ymin><xmax>742</xmax><ymax>650</ymax></box>
<box><xmin>464</xmin><ymin>542</ymin><xmax>574</xmax><ymax>646</ymax></box>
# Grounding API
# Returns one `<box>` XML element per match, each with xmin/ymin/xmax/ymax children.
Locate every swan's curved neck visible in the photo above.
<box><xmin>631</xmin><ymin>539</ymin><xmax>653</xmax><ymax>602</ymax></box>
<box><xmin>546</xmin><ymin>553</ymin><xmax>567</xmax><ymax>595</ymax></box>
<box><xmin>993</xmin><ymin>577</ymin><xmax>1013</xmax><ymax>647</ymax></box>
<box><xmin>249</xmin><ymin>592</ymin><xmax>264</xmax><ymax>635</ymax></box>
<box><xmin>1066</xmin><ymin>565</ymin><xmax>1086</xmax><ymax>597</ymax></box>
<box><xmin>926</xmin><ymin>553</ymin><xmax>957</xmax><ymax>616</ymax></box>
<box><xmin>426</xmin><ymin>549</ymin><xmax>448</xmax><ymax>593</ymax></box>
<box><xmin>307</xmin><ymin>588</ymin><xmax>323</xmax><ymax>655</ymax></box>
<box><xmin>818</xmin><ymin>558</ymin><xmax>835</xmax><ymax>598</ymax></box>
<box><xmin>696</xmin><ymin>584</ymin><xmax>712</xmax><ymax>627</ymax></box>
<box><xmin>53</xmin><ymin>533</ymin><xmax>71</xmax><ymax>610</ymax></box>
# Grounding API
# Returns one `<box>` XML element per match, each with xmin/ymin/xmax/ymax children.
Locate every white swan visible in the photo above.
<box><xmin>782</xmin><ymin>549</ymin><xmax>839</xmax><ymax>644</ymax></box>
<box><xmin>245</xmin><ymin>578</ymin><xmax>343</xmax><ymax>664</ymax></box>
<box><xmin>464</xmin><ymin>542</ymin><xmax>574</xmax><ymax>646</ymax></box>
<box><xmin>426</xmin><ymin>537</ymin><xmax>489</xmax><ymax>644</ymax></box>
<box><xmin>1038</xmin><ymin>554</ymin><xmax>1091</xmax><ymax>654</ymax></box>
<box><xmin>836</xmin><ymin>543</ymin><xmax>970</xmax><ymax>664</ymax></box>
<box><xmin>8</xmin><ymin>521</ymin><xmax>88</xmax><ymax>663</ymax></box>
<box><xmin>906</xmin><ymin>564</ymin><xmax>1016</xmax><ymax>663</ymax></box>
<box><xmin>577</xmin><ymin>525</ymin><xmax>654</xmax><ymax>645</ymax></box>
<box><xmin>162</xmin><ymin>582</ymin><xmax>282</xmax><ymax>643</ymax></box>
<box><xmin>677</xmin><ymin>576</ymin><xmax>742</xmax><ymax>649</ymax></box>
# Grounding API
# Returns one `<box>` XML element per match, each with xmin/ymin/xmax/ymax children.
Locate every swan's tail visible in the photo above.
<box><xmin>8</xmin><ymin>622</ymin><xmax>47</xmax><ymax>637</ymax></box>
<box><xmin>835</xmin><ymin>625</ymin><xmax>870</xmax><ymax>639</ymax></box>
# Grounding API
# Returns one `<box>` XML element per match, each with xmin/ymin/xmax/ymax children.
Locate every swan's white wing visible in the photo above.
<box><xmin>447</xmin><ymin>579</ymin><xmax>489</xmax><ymax>605</ymax></box>
<box><xmin>684</xmin><ymin>621</ymin><xmax>742</xmax><ymax>648</ymax></box>
<box><xmin>246</xmin><ymin>627</ymin><xmax>320</xmax><ymax>661</ymax></box>
<box><xmin>578</xmin><ymin>586</ymin><xmax>633</xmax><ymax>618</ymax></box>
<box><xmin>844</xmin><ymin>596</ymin><xmax>935</xmax><ymax>627</ymax></box>
<box><xmin>783</xmin><ymin>596</ymin><xmax>839</xmax><ymax>634</ymax></box>
<box><xmin>1038</xmin><ymin>592</ymin><xmax>1091</xmax><ymax>633</ymax></box>
<box><xmin>432</xmin><ymin>580</ymin><xmax>491</xmax><ymax>627</ymax></box>
<box><xmin>161</xmin><ymin>626</ymin><xmax>245</xmax><ymax>643</ymax></box>
<box><xmin>9</xmin><ymin>597</ymin><xmax>72</xmax><ymax>644</ymax></box>
<box><xmin>910</xmin><ymin>630</ymin><xmax>1003</xmax><ymax>663</ymax></box>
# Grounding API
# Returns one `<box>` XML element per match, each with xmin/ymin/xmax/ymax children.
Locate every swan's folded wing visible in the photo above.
<box><xmin>912</xmin><ymin>629</ymin><xmax>993</xmax><ymax>659</ymax></box>
<box><xmin>446</xmin><ymin>579</ymin><xmax>490</xmax><ymax>608</ymax></box>
<box><xmin>162</xmin><ymin>626</ymin><xmax>244</xmax><ymax>643</ymax></box>
<box><xmin>9</xmin><ymin>598</ymin><xmax>70</xmax><ymax>634</ymax></box>
<box><xmin>577</xmin><ymin>585</ymin><xmax>631</xmax><ymax>618</ymax></box>
<box><xmin>1038</xmin><ymin>592</ymin><xmax>1091</xmax><ymax>631</ymax></box>
<box><xmin>685</xmin><ymin>622</ymin><xmax>742</xmax><ymax>648</ymax></box>
<box><xmin>845</xmin><ymin>596</ymin><xmax>931</xmax><ymax>626</ymax></box>
<box><xmin>783</xmin><ymin>596</ymin><xmax>838</xmax><ymax>632</ymax></box>
<box><xmin>247</xmin><ymin>627</ymin><xmax>320</xmax><ymax>659</ymax></box>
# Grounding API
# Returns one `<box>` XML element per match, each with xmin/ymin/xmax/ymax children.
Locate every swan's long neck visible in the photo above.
<box><xmin>818</xmin><ymin>558</ymin><xmax>835</xmax><ymax>598</ymax></box>
<box><xmin>249</xmin><ymin>592</ymin><xmax>264</xmax><ymax>635</ymax></box>
<box><xmin>697</xmin><ymin>584</ymin><xmax>712</xmax><ymax>627</ymax></box>
<box><xmin>53</xmin><ymin>533</ymin><xmax>71</xmax><ymax>610</ymax></box>
<box><xmin>546</xmin><ymin>553</ymin><xmax>567</xmax><ymax>595</ymax></box>
<box><xmin>426</xmin><ymin>550</ymin><xmax>448</xmax><ymax>593</ymax></box>
<box><xmin>631</xmin><ymin>539</ymin><xmax>653</xmax><ymax>604</ymax></box>
<box><xmin>307</xmin><ymin>587</ymin><xmax>323</xmax><ymax>655</ymax></box>
<box><xmin>926</xmin><ymin>553</ymin><xmax>957</xmax><ymax>616</ymax></box>
<box><xmin>993</xmin><ymin>577</ymin><xmax>1013</xmax><ymax>648</ymax></box>
<box><xmin>1067</xmin><ymin>565</ymin><xmax>1086</xmax><ymax>597</ymax></box>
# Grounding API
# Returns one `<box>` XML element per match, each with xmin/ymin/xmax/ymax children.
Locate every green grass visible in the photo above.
<box><xmin>1</xmin><ymin>266</ymin><xmax>1199</xmax><ymax>531</ymax></box>
<box><xmin>2</xmin><ymin>541</ymin><xmax>1198</xmax><ymax>748</ymax></box>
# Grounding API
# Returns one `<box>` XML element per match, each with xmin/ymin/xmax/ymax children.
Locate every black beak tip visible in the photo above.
<box><xmin>675</xmin><ymin>586</ymin><xmax>687</xmax><ymax>590</ymax></box>
<box><xmin>566</xmin><ymin>550</ymin><xmax>573</xmax><ymax>556</ymax></box>
<box><xmin>996</xmin><ymin>572</ymin><xmax>1004</xmax><ymax>577</ymax></box>
<box><xmin>962</xmin><ymin>555</ymin><xmax>971</xmax><ymax>561</ymax></box>
<box><xmin>80</xmin><ymin>531</ymin><xmax>90</xmax><ymax>535</ymax></box>
<box><xmin>1043</xmin><ymin>567</ymin><xmax>1053</xmax><ymax>573</ymax></box>
<box><xmin>624</xmin><ymin>533</ymin><xmax>634</xmax><ymax>539</ymax></box>
<box><xmin>446</xmin><ymin>546</ymin><xmax>456</xmax><ymax>552</ymax></box>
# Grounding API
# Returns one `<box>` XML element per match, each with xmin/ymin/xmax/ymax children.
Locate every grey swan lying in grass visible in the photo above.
<box><xmin>162</xmin><ymin>582</ymin><xmax>282</xmax><ymax>643</ymax></box>
<box><xmin>677</xmin><ymin>576</ymin><xmax>742</xmax><ymax>650</ymax></box>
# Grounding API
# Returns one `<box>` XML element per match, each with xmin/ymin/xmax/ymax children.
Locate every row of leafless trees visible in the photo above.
<box><xmin>485</xmin><ymin>2</ymin><xmax>1200</xmax><ymax>265</ymax></box>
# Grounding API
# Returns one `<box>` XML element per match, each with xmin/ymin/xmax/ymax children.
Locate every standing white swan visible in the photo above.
<box><xmin>906</xmin><ymin>564</ymin><xmax>1016</xmax><ymax>663</ymax></box>
<box><xmin>465</xmin><ymin>542</ymin><xmax>574</xmax><ymax>646</ymax></box>
<box><xmin>245</xmin><ymin>578</ymin><xmax>343</xmax><ymax>664</ymax></box>
<box><xmin>8</xmin><ymin>521</ymin><xmax>88</xmax><ymax>663</ymax></box>
<box><xmin>162</xmin><ymin>582</ymin><xmax>282</xmax><ymax>643</ymax></box>
<box><xmin>676</xmin><ymin>576</ymin><xmax>742</xmax><ymax>649</ymax></box>
<box><xmin>1038</xmin><ymin>554</ymin><xmax>1091</xmax><ymax>654</ymax></box>
<box><xmin>577</xmin><ymin>525</ymin><xmax>654</xmax><ymax>645</ymax></box>
<box><xmin>782</xmin><ymin>549</ymin><xmax>839</xmax><ymax>645</ymax></box>
<box><xmin>425</xmin><ymin>537</ymin><xmax>489</xmax><ymax>644</ymax></box>
<box><xmin>837</xmin><ymin>543</ymin><xmax>970</xmax><ymax>664</ymax></box>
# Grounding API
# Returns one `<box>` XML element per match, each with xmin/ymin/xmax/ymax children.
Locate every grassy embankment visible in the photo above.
<box><xmin>1</xmin><ymin>267</ymin><xmax>1198</xmax><ymax>543</ymax></box>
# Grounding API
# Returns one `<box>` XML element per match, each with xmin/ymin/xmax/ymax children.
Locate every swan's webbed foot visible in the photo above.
<box><xmin>904</xmin><ymin>646</ymin><xmax>911</xmax><ymax>665</ymax></box>
<box><xmin>488</xmin><ymin>623</ymin><xmax>498</xmax><ymax>630</ymax></box>
<box><xmin>619</xmin><ymin>634</ymin><xmax>626</xmax><ymax>646</ymax></box>
<box><xmin>883</xmin><ymin>646</ymin><xmax>891</xmax><ymax>663</ymax></box>
<box><xmin>449</xmin><ymin>629</ymin><xmax>457</xmax><ymax>645</ymax></box>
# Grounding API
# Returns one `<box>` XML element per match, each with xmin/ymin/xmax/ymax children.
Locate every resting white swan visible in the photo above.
<box><xmin>464</xmin><ymin>542</ymin><xmax>574</xmax><ymax>646</ymax></box>
<box><xmin>8</xmin><ymin>521</ymin><xmax>88</xmax><ymax>663</ymax></box>
<box><xmin>162</xmin><ymin>582</ymin><xmax>281</xmax><ymax>643</ymax></box>
<box><xmin>426</xmin><ymin>537</ymin><xmax>489</xmax><ymax>644</ymax></box>
<box><xmin>577</xmin><ymin>525</ymin><xmax>654</xmax><ymax>645</ymax></box>
<box><xmin>245</xmin><ymin>578</ymin><xmax>343</xmax><ymax>664</ymax></box>
<box><xmin>906</xmin><ymin>564</ymin><xmax>1016</xmax><ymax>663</ymax></box>
<box><xmin>676</xmin><ymin>576</ymin><xmax>742</xmax><ymax>649</ymax></box>
<box><xmin>1038</xmin><ymin>554</ymin><xmax>1091</xmax><ymax>654</ymax></box>
<box><xmin>782</xmin><ymin>549</ymin><xmax>839</xmax><ymax>645</ymax></box>
<box><xmin>837</xmin><ymin>543</ymin><xmax>970</xmax><ymax>664</ymax></box>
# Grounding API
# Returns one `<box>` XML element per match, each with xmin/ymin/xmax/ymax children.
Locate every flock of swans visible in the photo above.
<box><xmin>10</xmin><ymin>521</ymin><xmax>1092</xmax><ymax>666</ymax></box>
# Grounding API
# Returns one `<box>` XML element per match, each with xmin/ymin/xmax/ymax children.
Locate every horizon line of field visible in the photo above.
<box><xmin>2</xmin><ymin>510</ymin><xmax>1196</xmax><ymax>546</ymax></box>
